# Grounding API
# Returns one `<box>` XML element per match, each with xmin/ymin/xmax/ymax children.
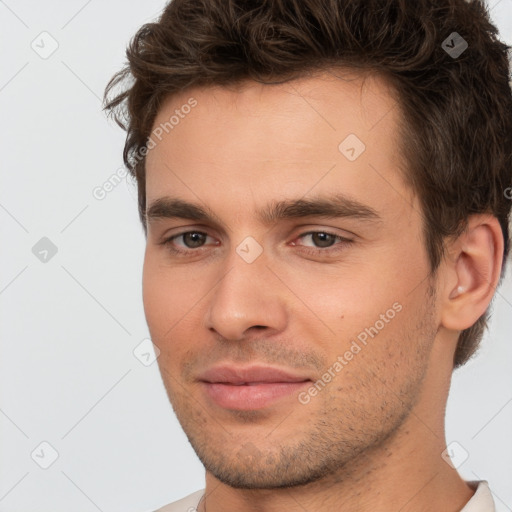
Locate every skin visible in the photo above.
<box><xmin>142</xmin><ymin>70</ymin><xmax>503</xmax><ymax>512</ymax></box>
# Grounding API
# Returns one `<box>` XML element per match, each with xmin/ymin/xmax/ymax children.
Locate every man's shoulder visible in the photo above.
<box><xmin>152</xmin><ymin>489</ymin><xmax>204</xmax><ymax>512</ymax></box>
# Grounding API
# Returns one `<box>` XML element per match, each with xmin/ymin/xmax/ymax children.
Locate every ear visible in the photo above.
<box><xmin>440</xmin><ymin>214</ymin><xmax>504</xmax><ymax>331</ymax></box>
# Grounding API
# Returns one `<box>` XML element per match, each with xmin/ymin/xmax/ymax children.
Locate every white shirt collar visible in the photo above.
<box><xmin>460</xmin><ymin>481</ymin><xmax>496</xmax><ymax>512</ymax></box>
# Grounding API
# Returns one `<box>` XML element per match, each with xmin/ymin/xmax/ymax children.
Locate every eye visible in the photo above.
<box><xmin>160</xmin><ymin>229</ymin><xmax>353</xmax><ymax>257</ymax></box>
<box><xmin>291</xmin><ymin>230</ymin><xmax>353</xmax><ymax>255</ymax></box>
<box><xmin>160</xmin><ymin>231</ymin><xmax>218</xmax><ymax>255</ymax></box>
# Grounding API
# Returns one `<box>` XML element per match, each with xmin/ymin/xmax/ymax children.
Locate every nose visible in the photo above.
<box><xmin>204</xmin><ymin>249</ymin><xmax>288</xmax><ymax>341</ymax></box>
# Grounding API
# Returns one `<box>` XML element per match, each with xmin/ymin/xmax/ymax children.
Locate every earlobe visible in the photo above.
<box><xmin>440</xmin><ymin>215</ymin><xmax>503</xmax><ymax>332</ymax></box>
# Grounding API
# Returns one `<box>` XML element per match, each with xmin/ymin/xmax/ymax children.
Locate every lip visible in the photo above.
<box><xmin>198</xmin><ymin>365</ymin><xmax>312</xmax><ymax>410</ymax></box>
<box><xmin>198</xmin><ymin>365</ymin><xmax>311</xmax><ymax>384</ymax></box>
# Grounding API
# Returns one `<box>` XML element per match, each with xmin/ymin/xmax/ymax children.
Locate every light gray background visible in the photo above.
<box><xmin>1</xmin><ymin>1</ymin><xmax>511</xmax><ymax>511</ymax></box>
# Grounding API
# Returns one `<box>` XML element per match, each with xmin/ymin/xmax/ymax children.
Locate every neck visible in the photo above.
<box><xmin>200</xmin><ymin>429</ymin><xmax>474</xmax><ymax>512</ymax></box>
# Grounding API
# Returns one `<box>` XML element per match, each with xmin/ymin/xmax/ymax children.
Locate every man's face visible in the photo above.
<box><xmin>142</xmin><ymin>71</ymin><xmax>440</xmax><ymax>488</ymax></box>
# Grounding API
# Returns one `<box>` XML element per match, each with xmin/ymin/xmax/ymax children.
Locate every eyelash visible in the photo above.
<box><xmin>159</xmin><ymin>230</ymin><xmax>353</xmax><ymax>257</ymax></box>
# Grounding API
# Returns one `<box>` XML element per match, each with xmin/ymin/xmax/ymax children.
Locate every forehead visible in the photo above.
<box><xmin>150</xmin><ymin>68</ymin><xmax>400</xmax><ymax>140</ymax></box>
<box><xmin>144</xmin><ymin>69</ymin><xmax>414</xmax><ymax>228</ymax></box>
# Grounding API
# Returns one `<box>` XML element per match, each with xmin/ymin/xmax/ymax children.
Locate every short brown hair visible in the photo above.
<box><xmin>103</xmin><ymin>0</ymin><xmax>512</xmax><ymax>368</ymax></box>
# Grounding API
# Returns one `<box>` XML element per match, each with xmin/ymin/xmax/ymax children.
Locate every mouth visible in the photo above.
<box><xmin>197</xmin><ymin>364</ymin><xmax>312</xmax><ymax>410</ymax></box>
<box><xmin>200</xmin><ymin>381</ymin><xmax>311</xmax><ymax>410</ymax></box>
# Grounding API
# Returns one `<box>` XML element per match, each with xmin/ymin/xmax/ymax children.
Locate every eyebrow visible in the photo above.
<box><xmin>146</xmin><ymin>194</ymin><xmax>382</xmax><ymax>227</ymax></box>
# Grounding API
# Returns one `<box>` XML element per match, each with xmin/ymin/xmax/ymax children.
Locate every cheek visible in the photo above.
<box><xmin>278</xmin><ymin>258</ymin><xmax>419</xmax><ymax>365</ymax></box>
<box><xmin>142</xmin><ymin>255</ymin><xmax>209</xmax><ymax>364</ymax></box>
<box><xmin>278</xmin><ymin>261</ymin><xmax>394</xmax><ymax>328</ymax></box>
<box><xmin>142</xmin><ymin>262</ymin><xmax>167</xmax><ymax>331</ymax></box>
<box><xmin>142</xmin><ymin>256</ymin><xmax>189</xmax><ymax>337</ymax></box>
<box><xmin>142</xmin><ymin>271</ymin><xmax>188</xmax><ymax>379</ymax></box>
